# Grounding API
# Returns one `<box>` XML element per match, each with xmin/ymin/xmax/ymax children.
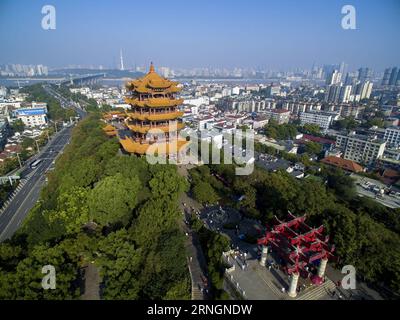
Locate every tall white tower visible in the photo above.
<box><xmin>120</xmin><ymin>49</ymin><xmax>124</xmax><ymax>71</ymax></box>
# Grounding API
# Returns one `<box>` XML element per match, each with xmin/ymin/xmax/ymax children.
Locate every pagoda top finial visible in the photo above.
<box><xmin>149</xmin><ymin>62</ymin><xmax>155</xmax><ymax>73</ymax></box>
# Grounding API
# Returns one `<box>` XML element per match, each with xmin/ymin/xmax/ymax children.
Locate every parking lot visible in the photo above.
<box><xmin>351</xmin><ymin>174</ymin><xmax>400</xmax><ymax>209</ymax></box>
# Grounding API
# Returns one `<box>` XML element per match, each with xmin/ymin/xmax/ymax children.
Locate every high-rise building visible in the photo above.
<box><xmin>339</xmin><ymin>62</ymin><xmax>348</xmax><ymax>76</ymax></box>
<box><xmin>357</xmin><ymin>67</ymin><xmax>372</xmax><ymax>82</ymax></box>
<box><xmin>322</xmin><ymin>64</ymin><xmax>337</xmax><ymax>79</ymax></box>
<box><xmin>326</xmin><ymin>70</ymin><xmax>342</xmax><ymax>85</ymax></box>
<box><xmin>397</xmin><ymin>70</ymin><xmax>400</xmax><ymax>86</ymax></box>
<box><xmin>389</xmin><ymin>67</ymin><xmax>398</xmax><ymax>86</ymax></box>
<box><xmin>339</xmin><ymin>85</ymin><xmax>353</xmax><ymax>103</ymax></box>
<box><xmin>325</xmin><ymin>84</ymin><xmax>342</xmax><ymax>103</ymax></box>
<box><xmin>358</xmin><ymin>81</ymin><xmax>373</xmax><ymax>100</ymax></box>
<box><xmin>382</xmin><ymin>68</ymin><xmax>392</xmax><ymax>86</ymax></box>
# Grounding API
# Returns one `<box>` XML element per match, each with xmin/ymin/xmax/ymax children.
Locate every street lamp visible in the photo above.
<box><xmin>34</xmin><ymin>140</ymin><xmax>40</xmax><ymax>153</ymax></box>
<box><xmin>16</xmin><ymin>152</ymin><xmax>22</xmax><ymax>169</ymax></box>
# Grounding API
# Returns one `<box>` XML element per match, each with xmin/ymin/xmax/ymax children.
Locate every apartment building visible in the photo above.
<box><xmin>336</xmin><ymin>132</ymin><xmax>386</xmax><ymax>165</ymax></box>
<box><xmin>384</xmin><ymin>126</ymin><xmax>400</xmax><ymax>147</ymax></box>
<box><xmin>263</xmin><ymin>109</ymin><xmax>291</xmax><ymax>124</ymax></box>
<box><xmin>299</xmin><ymin>111</ymin><xmax>339</xmax><ymax>131</ymax></box>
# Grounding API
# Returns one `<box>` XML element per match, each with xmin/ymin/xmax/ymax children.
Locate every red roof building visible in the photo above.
<box><xmin>320</xmin><ymin>156</ymin><xmax>364</xmax><ymax>173</ymax></box>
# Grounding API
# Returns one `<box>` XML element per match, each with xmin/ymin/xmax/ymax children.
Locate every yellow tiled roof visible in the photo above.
<box><xmin>126</xmin><ymin>63</ymin><xmax>181</xmax><ymax>94</ymax></box>
<box><xmin>119</xmin><ymin>137</ymin><xmax>189</xmax><ymax>155</ymax></box>
<box><xmin>102</xmin><ymin>124</ymin><xmax>116</xmax><ymax>132</ymax></box>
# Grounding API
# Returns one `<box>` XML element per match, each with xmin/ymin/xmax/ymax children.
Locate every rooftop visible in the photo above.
<box><xmin>321</xmin><ymin>156</ymin><xmax>364</xmax><ymax>173</ymax></box>
<box><xmin>15</xmin><ymin>107</ymin><xmax>47</xmax><ymax>116</ymax></box>
<box><xmin>126</xmin><ymin>62</ymin><xmax>181</xmax><ymax>94</ymax></box>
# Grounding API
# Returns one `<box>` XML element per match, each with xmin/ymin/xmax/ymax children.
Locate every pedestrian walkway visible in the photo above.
<box><xmin>177</xmin><ymin>164</ymin><xmax>210</xmax><ymax>300</ymax></box>
<box><xmin>81</xmin><ymin>263</ymin><xmax>101</xmax><ymax>300</ymax></box>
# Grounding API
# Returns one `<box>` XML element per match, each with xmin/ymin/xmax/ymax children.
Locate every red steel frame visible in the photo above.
<box><xmin>257</xmin><ymin>212</ymin><xmax>335</xmax><ymax>278</ymax></box>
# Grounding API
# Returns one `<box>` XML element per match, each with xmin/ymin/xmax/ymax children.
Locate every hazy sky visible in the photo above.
<box><xmin>0</xmin><ymin>0</ymin><xmax>399</xmax><ymax>71</ymax></box>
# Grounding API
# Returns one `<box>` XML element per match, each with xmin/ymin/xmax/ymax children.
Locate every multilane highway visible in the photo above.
<box><xmin>0</xmin><ymin>127</ymin><xmax>72</xmax><ymax>241</ymax></box>
<box><xmin>0</xmin><ymin>84</ymin><xmax>86</xmax><ymax>242</ymax></box>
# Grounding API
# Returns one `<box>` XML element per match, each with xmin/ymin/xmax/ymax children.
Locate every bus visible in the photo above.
<box><xmin>30</xmin><ymin>159</ymin><xmax>42</xmax><ymax>169</ymax></box>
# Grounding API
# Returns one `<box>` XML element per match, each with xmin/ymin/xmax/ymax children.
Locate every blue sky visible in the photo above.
<box><xmin>0</xmin><ymin>0</ymin><xmax>399</xmax><ymax>70</ymax></box>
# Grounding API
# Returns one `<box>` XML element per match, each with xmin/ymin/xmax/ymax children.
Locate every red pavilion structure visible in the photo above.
<box><xmin>257</xmin><ymin>212</ymin><xmax>335</xmax><ymax>297</ymax></box>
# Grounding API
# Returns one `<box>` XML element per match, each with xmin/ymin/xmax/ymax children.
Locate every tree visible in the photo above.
<box><xmin>164</xmin><ymin>279</ymin><xmax>190</xmax><ymax>300</ymax></box>
<box><xmin>0</xmin><ymin>244</ymin><xmax>80</xmax><ymax>300</ymax></box>
<box><xmin>263</xmin><ymin>119</ymin><xmax>297</xmax><ymax>140</ymax></box>
<box><xmin>88</xmin><ymin>173</ymin><xmax>140</xmax><ymax>225</ymax></box>
<box><xmin>10</xmin><ymin>119</ymin><xmax>25</xmax><ymax>133</ymax></box>
<box><xmin>300</xmin><ymin>123</ymin><xmax>321</xmax><ymax>136</ymax></box>
<box><xmin>333</xmin><ymin>117</ymin><xmax>358</xmax><ymax>130</ymax></box>
<box><xmin>321</xmin><ymin>204</ymin><xmax>359</xmax><ymax>263</ymax></box>
<box><xmin>325</xmin><ymin>168</ymin><xmax>356</xmax><ymax>201</ymax></box>
<box><xmin>149</xmin><ymin>166</ymin><xmax>188</xmax><ymax>201</ymax></box>
<box><xmin>104</xmin><ymin>155</ymin><xmax>149</xmax><ymax>182</ymax></box>
<box><xmin>131</xmin><ymin>198</ymin><xmax>181</xmax><ymax>246</ymax></box>
<box><xmin>192</xmin><ymin>181</ymin><xmax>219</xmax><ymax>205</ymax></box>
<box><xmin>303</xmin><ymin>141</ymin><xmax>322</xmax><ymax>155</ymax></box>
<box><xmin>96</xmin><ymin>230</ymin><xmax>142</xmax><ymax>299</ymax></box>
<box><xmin>47</xmin><ymin>187</ymin><xmax>90</xmax><ymax>234</ymax></box>
<box><xmin>363</xmin><ymin>117</ymin><xmax>385</xmax><ymax>128</ymax></box>
<box><xmin>69</xmin><ymin>157</ymin><xmax>102</xmax><ymax>188</ymax></box>
<box><xmin>139</xmin><ymin>231</ymin><xmax>189</xmax><ymax>299</ymax></box>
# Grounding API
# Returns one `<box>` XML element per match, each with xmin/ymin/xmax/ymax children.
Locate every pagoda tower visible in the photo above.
<box><xmin>119</xmin><ymin>62</ymin><xmax>188</xmax><ymax>156</ymax></box>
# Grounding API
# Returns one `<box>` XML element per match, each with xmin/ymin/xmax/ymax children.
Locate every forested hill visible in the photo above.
<box><xmin>0</xmin><ymin>114</ymin><xmax>190</xmax><ymax>299</ymax></box>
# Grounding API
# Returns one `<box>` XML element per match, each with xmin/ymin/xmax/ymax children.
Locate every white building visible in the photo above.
<box><xmin>300</xmin><ymin>111</ymin><xmax>339</xmax><ymax>131</ymax></box>
<box><xmin>232</xmin><ymin>100</ymin><xmax>268</xmax><ymax>112</ymax></box>
<box><xmin>15</xmin><ymin>107</ymin><xmax>48</xmax><ymax>127</ymax></box>
<box><xmin>384</xmin><ymin>127</ymin><xmax>400</xmax><ymax>147</ymax></box>
<box><xmin>184</xmin><ymin>96</ymin><xmax>210</xmax><ymax>107</ymax></box>
<box><xmin>263</xmin><ymin>109</ymin><xmax>291</xmax><ymax>124</ymax></box>
<box><xmin>197</xmin><ymin>116</ymin><xmax>215</xmax><ymax>130</ymax></box>
<box><xmin>326</xmin><ymin>70</ymin><xmax>342</xmax><ymax>85</ymax></box>
<box><xmin>358</xmin><ymin>81</ymin><xmax>373</xmax><ymax>100</ymax></box>
<box><xmin>232</xmin><ymin>86</ymin><xmax>240</xmax><ymax>95</ymax></box>
<box><xmin>284</xmin><ymin>101</ymin><xmax>321</xmax><ymax>115</ymax></box>
<box><xmin>339</xmin><ymin>85</ymin><xmax>352</xmax><ymax>103</ymax></box>
<box><xmin>31</xmin><ymin>101</ymin><xmax>48</xmax><ymax>109</ymax></box>
<box><xmin>336</xmin><ymin>132</ymin><xmax>386</xmax><ymax>165</ymax></box>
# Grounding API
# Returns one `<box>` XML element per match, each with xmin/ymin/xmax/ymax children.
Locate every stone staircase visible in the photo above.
<box><xmin>192</xmin><ymin>286</ymin><xmax>204</xmax><ymax>300</ymax></box>
<box><xmin>254</xmin><ymin>266</ymin><xmax>287</xmax><ymax>299</ymax></box>
<box><xmin>297</xmin><ymin>279</ymin><xmax>336</xmax><ymax>300</ymax></box>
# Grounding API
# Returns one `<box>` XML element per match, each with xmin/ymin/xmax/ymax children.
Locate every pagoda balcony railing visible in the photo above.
<box><xmin>127</xmin><ymin>123</ymin><xmax>185</xmax><ymax>134</ymax></box>
<box><xmin>124</xmin><ymin>97</ymin><xmax>184</xmax><ymax>108</ymax></box>
<box><xmin>131</xmin><ymin>86</ymin><xmax>181</xmax><ymax>94</ymax></box>
<box><xmin>126</xmin><ymin>111</ymin><xmax>184</xmax><ymax>121</ymax></box>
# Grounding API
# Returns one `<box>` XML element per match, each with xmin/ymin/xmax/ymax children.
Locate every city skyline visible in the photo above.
<box><xmin>0</xmin><ymin>0</ymin><xmax>399</xmax><ymax>70</ymax></box>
